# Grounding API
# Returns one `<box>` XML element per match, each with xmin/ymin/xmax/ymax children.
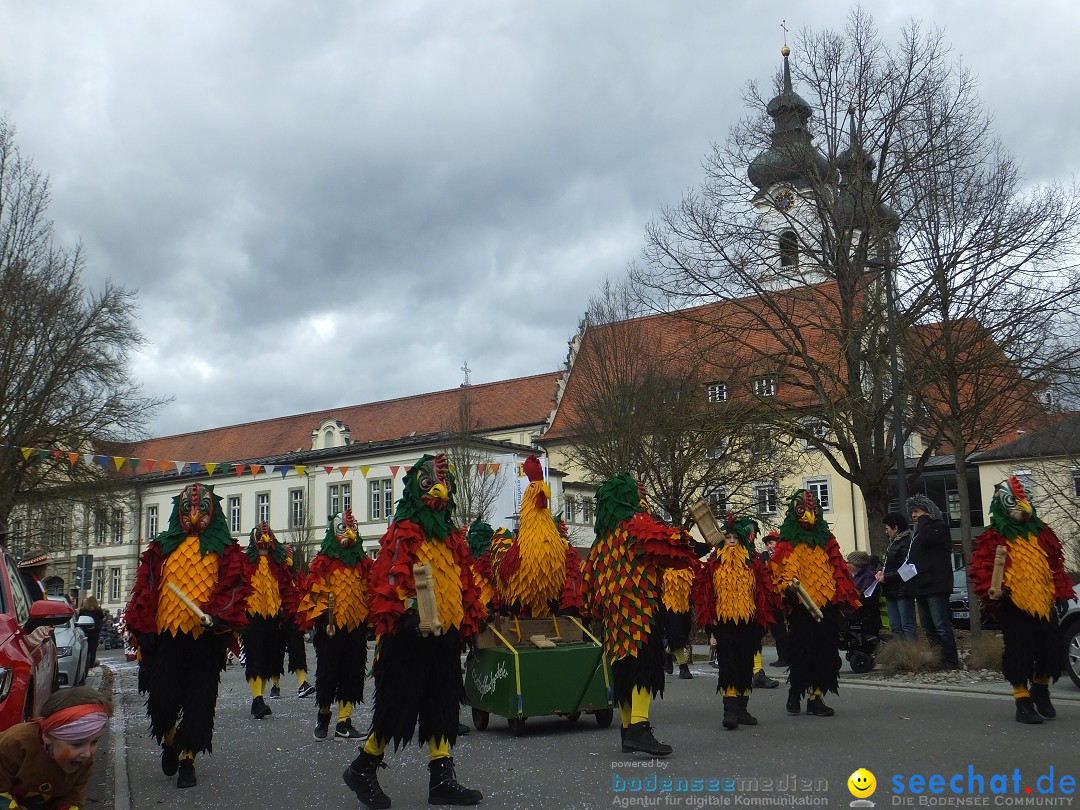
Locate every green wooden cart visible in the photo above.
<box><xmin>463</xmin><ymin>616</ymin><xmax>613</xmax><ymax>736</ymax></box>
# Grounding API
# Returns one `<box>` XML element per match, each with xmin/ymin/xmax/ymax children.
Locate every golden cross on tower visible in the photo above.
<box><xmin>781</xmin><ymin>19</ymin><xmax>788</xmax><ymax>47</ymax></box>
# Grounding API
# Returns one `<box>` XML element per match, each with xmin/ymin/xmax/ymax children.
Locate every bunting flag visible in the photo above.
<box><xmin>339</xmin><ymin>466</ymin><xmax>349</xmax><ymax>476</ymax></box>
<box><xmin>250</xmin><ymin>464</ymin><xmax>263</xmax><ymax>477</ymax></box>
<box><xmin>67</xmin><ymin>452</ymin><xmax>79</xmax><ymax>466</ymax></box>
<box><xmin>294</xmin><ymin>466</ymin><xmax>306</xmax><ymax>477</ymax></box>
<box><xmin>235</xmin><ymin>464</ymin><xmax>247</xmax><ymax>477</ymax></box>
<box><xmin>112</xmin><ymin>457</ymin><xmax>126</xmax><ymax>472</ymax></box>
<box><xmin>390</xmin><ymin>465</ymin><xmax>400</xmax><ymax>478</ymax></box>
<box><xmin>324</xmin><ymin>466</ymin><xmax>334</xmax><ymax>475</ymax></box>
<box><xmin>360</xmin><ymin>465</ymin><xmax>371</xmax><ymax>478</ymax></box>
<box><xmin>205</xmin><ymin>463</ymin><xmax>217</xmax><ymax>476</ymax></box>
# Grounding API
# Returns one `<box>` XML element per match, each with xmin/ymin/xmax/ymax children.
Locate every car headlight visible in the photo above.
<box><xmin>0</xmin><ymin>668</ymin><xmax>11</xmax><ymax>702</ymax></box>
<box><xmin>56</xmin><ymin>646</ymin><xmax>71</xmax><ymax>657</ymax></box>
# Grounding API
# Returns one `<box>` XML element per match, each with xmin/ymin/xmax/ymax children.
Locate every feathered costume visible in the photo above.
<box><xmin>581</xmin><ymin>474</ymin><xmax>695</xmax><ymax>757</ymax></box>
<box><xmin>971</xmin><ymin>477</ymin><xmax>1073</xmax><ymax>723</ymax></box>
<box><xmin>241</xmin><ymin>522</ymin><xmax>299</xmax><ymax>719</ymax></box>
<box><xmin>278</xmin><ymin>544</ymin><xmax>315</xmax><ymax>697</ymax></box>
<box><xmin>467</xmin><ymin>519</ymin><xmax>500</xmax><ymax>613</ymax></box>
<box><xmin>345</xmin><ymin>453</ymin><xmax>484</xmax><ymax>809</ymax></box>
<box><xmin>125</xmin><ymin>483</ymin><xmax>251</xmax><ymax>789</ymax></box>
<box><xmin>769</xmin><ymin>489</ymin><xmax>859</xmax><ymax>716</ymax></box>
<box><xmin>492</xmin><ymin>455</ymin><xmax>583</xmax><ymax>617</ymax></box>
<box><xmin>661</xmin><ymin>567</ymin><xmax>697</xmax><ymax>679</ymax></box>
<box><xmin>693</xmin><ymin>514</ymin><xmax>775</xmax><ymax>729</ymax></box>
<box><xmin>295</xmin><ymin>509</ymin><xmax>371</xmax><ymax>740</ymax></box>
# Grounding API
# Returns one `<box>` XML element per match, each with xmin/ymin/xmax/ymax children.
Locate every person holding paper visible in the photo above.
<box><xmin>906</xmin><ymin>495</ymin><xmax>960</xmax><ymax>669</ymax></box>
<box><xmin>874</xmin><ymin>513</ymin><xmax>917</xmax><ymax>641</ymax></box>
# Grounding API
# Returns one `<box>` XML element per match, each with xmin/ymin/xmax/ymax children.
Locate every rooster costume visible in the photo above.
<box><xmin>581</xmin><ymin>474</ymin><xmax>695</xmax><ymax>757</ymax></box>
<box><xmin>241</xmin><ymin>521</ymin><xmax>299</xmax><ymax>720</ymax></box>
<box><xmin>769</xmin><ymin>489</ymin><xmax>859</xmax><ymax>717</ymax></box>
<box><xmin>125</xmin><ymin>483</ymin><xmax>251</xmax><ymax>789</ymax></box>
<box><xmin>344</xmin><ymin>453</ymin><xmax>485</xmax><ymax>809</ymax></box>
<box><xmin>971</xmin><ymin>477</ymin><xmax>1073</xmax><ymax>723</ymax></box>
<box><xmin>276</xmin><ymin>545</ymin><xmax>316</xmax><ymax>698</ymax></box>
<box><xmin>467</xmin><ymin>519</ymin><xmax>501</xmax><ymax>614</ymax></box>
<box><xmin>295</xmin><ymin>509</ymin><xmax>371</xmax><ymax>741</ymax></box>
<box><xmin>661</xmin><ymin>567</ymin><xmax>697</xmax><ymax>680</ymax></box>
<box><xmin>693</xmin><ymin>515</ymin><xmax>774</xmax><ymax>730</ymax></box>
<box><xmin>492</xmin><ymin>455</ymin><xmax>583</xmax><ymax>617</ymax></box>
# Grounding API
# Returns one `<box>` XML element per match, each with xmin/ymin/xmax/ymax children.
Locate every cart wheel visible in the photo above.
<box><xmin>849</xmin><ymin>652</ymin><xmax>875</xmax><ymax>673</ymax></box>
<box><xmin>594</xmin><ymin>708</ymin><xmax>614</xmax><ymax>728</ymax></box>
<box><xmin>508</xmin><ymin>717</ymin><xmax>526</xmax><ymax>737</ymax></box>
<box><xmin>566</xmin><ymin>711</ymin><xmax>581</xmax><ymax>723</ymax></box>
<box><xmin>471</xmin><ymin>707</ymin><xmax>489</xmax><ymax>731</ymax></box>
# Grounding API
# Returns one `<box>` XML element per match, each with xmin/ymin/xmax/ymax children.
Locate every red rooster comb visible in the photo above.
<box><xmin>524</xmin><ymin>455</ymin><xmax>543</xmax><ymax>482</ymax></box>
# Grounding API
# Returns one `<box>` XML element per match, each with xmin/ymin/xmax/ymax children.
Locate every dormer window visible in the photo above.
<box><xmin>706</xmin><ymin>382</ymin><xmax>728</xmax><ymax>403</ymax></box>
<box><xmin>324</xmin><ymin>428</ymin><xmax>336</xmax><ymax>448</ymax></box>
<box><xmin>779</xmin><ymin>230</ymin><xmax>799</xmax><ymax>268</ymax></box>
<box><xmin>312</xmin><ymin>419</ymin><xmax>351</xmax><ymax>450</ymax></box>
<box><xmin>753</xmin><ymin>374</ymin><xmax>777</xmax><ymax>398</ymax></box>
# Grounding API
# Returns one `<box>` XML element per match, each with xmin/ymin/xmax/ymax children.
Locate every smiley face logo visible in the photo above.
<box><xmin>848</xmin><ymin>769</ymin><xmax>876</xmax><ymax>798</ymax></box>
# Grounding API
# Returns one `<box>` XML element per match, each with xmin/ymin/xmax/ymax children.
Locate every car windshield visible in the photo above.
<box><xmin>952</xmin><ymin>569</ymin><xmax>966</xmax><ymax>592</ymax></box>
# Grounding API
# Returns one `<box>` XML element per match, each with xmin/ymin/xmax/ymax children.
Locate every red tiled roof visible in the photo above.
<box><xmin>115</xmin><ymin>372</ymin><xmax>561</xmax><ymax>464</ymax></box>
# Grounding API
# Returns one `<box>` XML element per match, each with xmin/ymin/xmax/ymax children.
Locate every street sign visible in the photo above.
<box><xmin>75</xmin><ymin>553</ymin><xmax>93</xmax><ymax>591</ymax></box>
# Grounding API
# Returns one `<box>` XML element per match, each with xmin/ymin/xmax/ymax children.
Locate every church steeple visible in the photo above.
<box><xmin>748</xmin><ymin>45</ymin><xmax>834</xmax><ymax>191</ymax></box>
<box><xmin>836</xmin><ymin>105</ymin><xmax>899</xmax><ymax>233</ymax></box>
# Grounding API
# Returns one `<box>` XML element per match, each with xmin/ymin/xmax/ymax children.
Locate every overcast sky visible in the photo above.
<box><xmin>1</xmin><ymin>1</ymin><xmax>1077</xmax><ymax>439</ymax></box>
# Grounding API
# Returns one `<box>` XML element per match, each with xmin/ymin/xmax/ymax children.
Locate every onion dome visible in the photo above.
<box><xmin>748</xmin><ymin>45</ymin><xmax>835</xmax><ymax>190</ymax></box>
<box><xmin>836</xmin><ymin>105</ymin><xmax>900</xmax><ymax>232</ymax></box>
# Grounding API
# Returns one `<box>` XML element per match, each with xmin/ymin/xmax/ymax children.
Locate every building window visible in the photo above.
<box><xmin>112</xmin><ymin>508</ymin><xmax>124</xmax><ymax>544</ymax></box>
<box><xmin>750</xmin><ymin>425</ymin><xmax>776</xmax><ymax>455</ymax></box>
<box><xmin>801</xmin><ymin>418</ymin><xmax>829</xmax><ymax>450</ymax></box>
<box><xmin>705</xmin><ymin>486</ymin><xmax>728</xmax><ymax>515</ymax></box>
<box><xmin>256</xmin><ymin>493</ymin><xmax>270</xmax><ymax>524</ymax></box>
<box><xmin>146</xmin><ymin>506</ymin><xmax>158</xmax><ymax>539</ymax></box>
<box><xmin>755</xmin><ymin>483</ymin><xmax>779</xmax><ymax>515</ymax></box>
<box><xmin>324</xmin><ymin>428</ymin><xmax>336</xmax><ymax>448</ymax></box>
<box><xmin>806</xmin><ymin>478</ymin><xmax>831</xmax><ymax>512</ymax></box>
<box><xmin>51</xmin><ymin>515</ymin><xmax>67</xmax><ymax>551</ymax></box>
<box><xmin>290</xmin><ymin>489</ymin><xmax>305</xmax><ymax>528</ymax></box>
<box><xmin>705</xmin><ymin>438</ymin><xmax>728</xmax><ymax>460</ymax></box>
<box><xmin>581</xmin><ymin>497</ymin><xmax>593</xmax><ymax>525</ymax></box>
<box><xmin>753</xmin><ymin>375</ymin><xmax>777</xmax><ymax>398</ymax></box>
<box><xmin>946</xmin><ymin>488</ymin><xmax>961</xmax><ymax>522</ymax></box>
<box><xmin>1073</xmin><ymin>469</ymin><xmax>1080</xmax><ymax>498</ymax></box>
<box><xmin>10</xmin><ymin>519</ymin><xmax>21</xmax><ymax>545</ymax></box>
<box><xmin>779</xmin><ymin>229</ymin><xmax>799</xmax><ymax>268</ymax></box>
<box><xmin>328</xmin><ymin>483</ymin><xmax>352</xmax><ymax>516</ymax></box>
<box><xmin>94</xmin><ymin>511</ymin><xmax>106</xmax><ymax>545</ymax></box>
<box><xmin>109</xmin><ymin>567</ymin><xmax>121</xmax><ymax>601</ymax></box>
<box><xmin>228</xmin><ymin>496</ymin><xmax>241</xmax><ymax>533</ymax></box>
<box><xmin>93</xmin><ymin>569</ymin><xmax>104</xmax><ymax>601</ymax></box>
<box><xmin>369</xmin><ymin>479</ymin><xmax>393</xmax><ymax>521</ymax></box>
<box><xmin>706</xmin><ymin>382</ymin><xmax>728</xmax><ymax>404</ymax></box>
<box><xmin>564</xmin><ymin>497</ymin><xmax>577</xmax><ymax>524</ymax></box>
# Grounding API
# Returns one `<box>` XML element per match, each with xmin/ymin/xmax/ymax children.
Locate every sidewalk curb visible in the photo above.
<box><xmin>99</xmin><ymin>664</ymin><xmax>131</xmax><ymax>810</ymax></box>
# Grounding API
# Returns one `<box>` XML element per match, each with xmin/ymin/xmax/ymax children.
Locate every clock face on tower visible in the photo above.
<box><xmin>774</xmin><ymin>190</ymin><xmax>795</xmax><ymax>212</ymax></box>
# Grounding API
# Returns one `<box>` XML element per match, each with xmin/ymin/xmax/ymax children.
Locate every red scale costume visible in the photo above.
<box><xmin>971</xmin><ymin>477</ymin><xmax>1074</xmax><ymax>724</ymax></box>
<box><xmin>582</xmin><ymin>473</ymin><xmax>695</xmax><ymax>757</ymax></box>
<box><xmin>693</xmin><ymin>514</ymin><xmax>775</xmax><ymax>730</ymax></box>
<box><xmin>492</xmin><ymin>455</ymin><xmax>583</xmax><ymax>617</ymax></box>
<box><xmin>769</xmin><ymin>489</ymin><xmax>860</xmax><ymax>717</ymax></box>
<box><xmin>295</xmin><ymin>509</ymin><xmax>371</xmax><ymax>741</ymax></box>
<box><xmin>344</xmin><ymin>453</ymin><xmax>485</xmax><ymax>809</ymax></box>
<box><xmin>467</xmin><ymin>519</ymin><xmax>501</xmax><ymax>615</ymax></box>
<box><xmin>241</xmin><ymin>521</ymin><xmax>300</xmax><ymax>720</ymax></box>
<box><xmin>125</xmin><ymin>483</ymin><xmax>252</xmax><ymax>789</ymax></box>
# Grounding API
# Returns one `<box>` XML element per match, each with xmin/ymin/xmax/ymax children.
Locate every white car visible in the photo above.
<box><xmin>47</xmin><ymin>598</ymin><xmax>91</xmax><ymax>688</ymax></box>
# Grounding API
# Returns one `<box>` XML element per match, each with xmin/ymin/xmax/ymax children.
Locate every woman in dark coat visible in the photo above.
<box><xmin>78</xmin><ymin>596</ymin><xmax>105</xmax><ymax>668</ymax></box>
<box><xmin>875</xmin><ymin>513</ymin><xmax>916</xmax><ymax>640</ymax></box>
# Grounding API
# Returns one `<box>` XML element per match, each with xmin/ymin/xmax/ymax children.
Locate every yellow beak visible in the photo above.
<box><xmin>428</xmin><ymin>483</ymin><xmax>449</xmax><ymax>502</ymax></box>
<box><xmin>803</xmin><ymin>511</ymin><xmax>816</xmax><ymax>527</ymax></box>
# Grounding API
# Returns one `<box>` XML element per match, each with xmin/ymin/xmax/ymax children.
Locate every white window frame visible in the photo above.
<box><xmin>93</xmin><ymin>568</ymin><xmax>104</xmax><ymax>601</ymax></box>
<box><xmin>581</xmin><ymin>497</ymin><xmax>594</xmax><ymax>525</ymax></box>
<box><xmin>228</xmin><ymin>496</ymin><xmax>242</xmax><ymax>534</ymax></box>
<box><xmin>706</xmin><ymin>382</ymin><xmax>728</xmax><ymax>403</ymax></box>
<box><xmin>801</xmin><ymin>418</ymin><xmax>829</xmax><ymax>450</ymax></box>
<box><xmin>754</xmin><ymin>482</ymin><xmax>779</xmax><ymax>515</ymax></box>
<box><xmin>94</xmin><ymin>511</ymin><xmax>106</xmax><ymax>545</ymax></box>
<box><xmin>328</xmin><ymin>483</ymin><xmax>352</xmax><ymax>517</ymax></box>
<box><xmin>146</xmin><ymin>505</ymin><xmax>158</xmax><ymax>539</ymax></box>
<box><xmin>753</xmin><ymin>374</ymin><xmax>777</xmax><ymax>398</ymax></box>
<box><xmin>1072</xmin><ymin>468</ymin><xmax>1080</xmax><ymax>499</ymax></box>
<box><xmin>564</xmin><ymin>496</ymin><xmax>577</xmax><ymax>524</ymax></box>
<box><xmin>290</xmin><ymin>488</ymin><xmax>305</xmax><ymax>529</ymax></box>
<box><xmin>109</xmin><ymin>567</ymin><xmax>121</xmax><ymax>601</ymax></box>
<box><xmin>112</xmin><ymin>508</ymin><xmax>124</xmax><ymax>544</ymax></box>
<box><xmin>256</xmin><ymin>492</ymin><xmax>270</xmax><ymax>524</ymax></box>
<box><xmin>369</xmin><ymin>479</ymin><xmax>393</xmax><ymax>522</ymax></box>
<box><xmin>705</xmin><ymin>485</ymin><xmax>728</xmax><ymax>515</ymax></box>
<box><xmin>805</xmin><ymin>477</ymin><xmax>831</xmax><ymax>512</ymax></box>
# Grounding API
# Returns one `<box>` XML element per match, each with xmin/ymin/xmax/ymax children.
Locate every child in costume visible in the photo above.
<box><xmin>581</xmin><ymin>474</ymin><xmax>696</xmax><ymax>757</ymax></box>
<box><xmin>296</xmin><ymin>509</ymin><xmax>371</xmax><ymax>740</ymax></box>
<box><xmin>274</xmin><ymin>544</ymin><xmax>316</xmax><ymax>699</ymax></box>
<box><xmin>343</xmin><ymin>453</ymin><xmax>485</xmax><ymax>809</ymax></box>
<box><xmin>769</xmin><ymin>489</ymin><xmax>859</xmax><ymax>717</ymax></box>
<box><xmin>693</xmin><ymin>515</ymin><xmax>775</xmax><ymax>730</ymax></box>
<box><xmin>241</xmin><ymin>521</ymin><xmax>299</xmax><ymax>719</ymax></box>
<box><xmin>0</xmin><ymin>686</ymin><xmax>111</xmax><ymax>810</ymax></box>
<box><xmin>971</xmin><ymin>477</ymin><xmax>1074</xmax><ymax>724</ymax></box>
<box><xmin>125</xmin><ymin>482</ymin><xmax>251</xmax><ymax>788</ymax></box>
<box><xmin>662</xmin><ymin>567</ymin><xmax>696</xmax><ymax>680</ymax></box>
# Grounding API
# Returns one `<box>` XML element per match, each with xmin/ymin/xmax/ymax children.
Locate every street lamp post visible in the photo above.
<box><xmin>867</xmin><ymin>251</ymin><xmax>907</xmax><ymax>510</ymax></box>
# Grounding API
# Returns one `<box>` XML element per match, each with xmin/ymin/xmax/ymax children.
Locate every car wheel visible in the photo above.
<box><xmin>1066</xmin><ymin>624</ymin><xmax>1080</xmax><ymax>690</ymax></box>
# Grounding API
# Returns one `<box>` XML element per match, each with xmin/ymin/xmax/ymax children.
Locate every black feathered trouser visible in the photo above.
<box><xmin>787</xmin><ymin>603</ymin><xmax>842</xmax><ymax>697</ymax></box>
<box><xmin>140</xmin><ymin>630</ymin><xmax>230</xmax><ymax>755</ymax></box>
<box><xmin>611</xmin><ymin>624</ymin><xmax>665</xmax><ymax>708</ymax></box>
<box><xmin>243</xmin><ymin>613</ymin><xmax>287</xmax><ymax>682</ymax></box>
<box><xmin>284</xmin><ymin>618</ymin><xmax>308</xmax><ymax>673</ymax></box>
<box><xmin>999</xmin><ymin>599</ymin><xmax>1064</xmax><ymax>685</ymax></box>
<box><xmin>370</xmin><ymin>628</ymin><xmax>463</xmax><ymax>750</ymax></box>
<box><xmin>712</xmin><ymin>620</ymin><xmax>762</xmax><ymax>694</ymax></box>
<box><xmin>661</xmin><ymin>608</ymin><xmax>692</xmax><ymax>651</ymax></box>
<box><xmin>312</xmin><ymin>624</ymin><xmax>368</xmax><ymax>709</ymax></box>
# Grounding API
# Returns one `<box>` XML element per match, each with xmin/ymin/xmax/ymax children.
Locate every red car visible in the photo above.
<box><xmin>0</xmin><ymin>551</ymin><xmax>74</xmax><ymax>731</ymax></box>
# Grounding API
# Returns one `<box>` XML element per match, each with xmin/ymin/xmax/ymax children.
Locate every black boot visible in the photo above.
<box><xmin>806</xmin><ymin>696</ymin><xmax>835</xmax><ymax>717</ymax></box>
<box><xmin>664</xmin><ymin>653</ymin><xmax>674</xmax><ymax>675</ymax></box>
<box><xmin>343</xmin><ymin>750</ymin><xmax>391</xmax><ymax>810</ymax></box>
<box><xmin>753</xmin><ymin>670</ymin><xmax>779</xmax><ymax>689</ymax></box>
<box><xmin>678</xmin><ymin>663</ymin><xmax>693</xmax><ymax>680</ymax></box>
<box><xmin>1015</xmin><ymin>697</ymin><xmax>1043</xmax><ymax>724</ymax></box>
<box><xmin>621</xmin><ymin>722</ymin><xmax>673</xmax><ymax>756</ymax></box>
<box><xmin>785</xmin><ymin>689</ymin><xmax>801</xmax><ymax>715</ymax></box>
<box><xmin>314</xmin><ymin>711</ymin><xmax>331</xmax><ymax>740</ymax></box>
<box><xmin>722</xmin><ymin>696</ymin><xmax>739</xmax><ymax>730</ymax></box>
<box><xmin>1030</xmin><ymin>684</ymin><xmax>1056</xmax><ymax>719</ymax></box>
<box><xmin>736</xmin><ymin>694</ymin><xmax>758</xmax><ymax>726</ymax></box>
<box><xmin>176</xmin><ymin>758</ymin><xmax>197</xmax><ymax>789</ymax></box>
<box><xmin>161</xmin><ymin>743</ymin><xmax>179</xmax><ymax>776</ymax></box>
<box><xmin>251</xmin><ymin>696</ymin><xmax>272</xmax><ymax>719</ymax></box>
<box><xmin>428</xmin><ymin>757</ymin><xmax>483</xmax><ymax>806</ymax></box>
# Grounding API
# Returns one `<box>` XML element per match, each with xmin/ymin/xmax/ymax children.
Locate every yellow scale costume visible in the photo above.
<box><xmin>156</xmin><ymin>537</ymin><xmax>219</xmax><ymax>638</ymax></box>
<box><xmin>771</xmin><ymin>543</ymin><xmax>836</xmax><ymax>608</ymax></box>
<box><xmin>248</xmin><ymin>556</ymin><xmax>283</xmax><ymax>619</ymax></box>
<box><xmin>413</xmin><ymin>538</ymin><xmax>465</xmax><ymax>631</ymax></box>
<box><xmin>301</xmin><ymin>566</ymin><xmax>371</xmax><ymax>632</ymax></box>
<box><xmin>713</xmin><ymin>545</ymin><xmax>757</xmax><ymax>623</ymax></box>
<box><xmin>1002</xmin><ymin>535</ymin><xmax>1054</xmax><ymax>621</ymax></box>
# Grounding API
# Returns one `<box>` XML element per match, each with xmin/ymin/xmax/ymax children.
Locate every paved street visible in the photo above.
<box><xmin>96</xmin><ymin>645</ymin><xmax>1080</xmax><ymax>810</ymax></box>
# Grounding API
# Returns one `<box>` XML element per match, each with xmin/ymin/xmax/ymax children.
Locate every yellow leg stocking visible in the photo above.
<box><xmin>722</xmin><ymin>685</ymin><xmax>738</xmax><ymax>697</ymax></box>
<box><xmin>673</xmin><ymin>647</ymin><xmax>688</xmax><ymax>666</ymax></box>
<box><xmin>296</xmin><ymin>669</ymin><xmax>308</xmax><ymax>687</ymax></box>
<box><xmin>1033</xmin><ymin>676</ymin><xmax>1050</xmax><ymax>687</ymax></box>
<box><xmin>754</xmin><ymin>651</ymin><xmax>764</xmax><ymax>673</ymax></box>
<box><xmin>363</xmin><ymin>735</ymin><xmax>387</xmax><ymax>756</ymax></box>
<box><xmin>163</xmin><ymin>727</ymin><xmax>177</xmax><ymax>747</ymax></box>
<box><xmin>248</xmin><ymin>677</ymin><xmax>265</xmax><ymax>699</ymax></box>
<box><xmin>619</xmin><ymin>702</ymin><xmax>632</xmax><ymax>729</ymax></box>
<box><xmin>180</xmin><ymin>750</ymin><xmax>195</xmax><ymax>763</ymax></box>
<box><xmin>427</xmin><ymin>737</ymin><xmax>451</xmax><ymax>761</ymax></box>
<box><xmin>630</xmin><ymin>687</ymin><xmax>652</xmax><ymax>725</ymax></box>
<box><xmin>1012</xmin><ymin>684</ymin><xmax>1030</xmax><ymax>699</ymax></box>
<box><xmin>809</xmin><ymin>687</ymin><xmax>824</xmax><ymax>700</ymax></box>
<box><xmin>338</xmin><ymin>702</ymin><xmax>353</xmax><ymax>723</ymax></box>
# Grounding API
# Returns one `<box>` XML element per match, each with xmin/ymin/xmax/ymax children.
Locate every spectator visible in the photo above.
<box><xmin>875</xmin><ymin>513</ymin><xmax>917</xmax><ymax>641</ymax></box>
<box><xmin>906</xmin><ymin>495</ymin><xmax>960</xmax><ymax>669</ymax></box>
<box><xmin>78</xmin><ymin>596</ymin><xmax>105</xmax><ymax>668</ymax></box>
<box><xmin>17</xmin><ymin>550</ymin><xmax>49</xmax><ymax>602</ymax></box>
<box><xmin>844</xmin><ymin>551</ymin><xmax>882</xmax><ymax>634</ymax></box>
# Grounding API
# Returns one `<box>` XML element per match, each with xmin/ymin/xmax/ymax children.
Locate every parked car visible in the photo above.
<box><xmin>1060</xmin><ymin>583</ymin><xmax>1080</xmax><ymax>689</ymax></box>
<box><xmin>948</xmin><ymin>567</ymin><xmax>998</xmax><ymax>630</ymax></box>
<box><xmin>48</xmin><ymin>597</ymin><xmax>90</xmax><ymax>688</ymax></box>
<box><xmin>0</xmin><ymin>553</ymin><xmax>74</xmax><ymax>731</ymax></box>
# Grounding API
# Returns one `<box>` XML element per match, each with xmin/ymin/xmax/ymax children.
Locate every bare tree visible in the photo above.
<box><xmin>443</xmin><ymin>388</ymin><xmax>506</xmax><ymax>528</ymax></box>
<box><xmin>0</xmin><ymin>119</ymin><xmax>166</xmax><ymax>525</ymax></box>
<box><xmin>558</xmin><ymin>281</ymin><xmax>789</xmax><ymax>527</ymax></box>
